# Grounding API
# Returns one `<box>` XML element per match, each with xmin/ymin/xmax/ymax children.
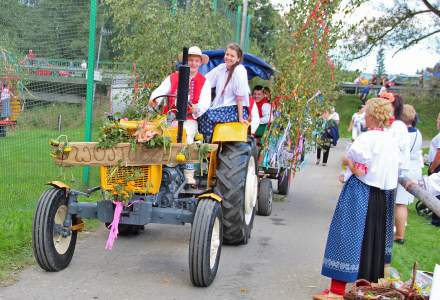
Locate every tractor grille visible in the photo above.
<box><xmin>100</xmin><ymin>165</ymin><xmax>161</xmax><ymax>194</ymax></box>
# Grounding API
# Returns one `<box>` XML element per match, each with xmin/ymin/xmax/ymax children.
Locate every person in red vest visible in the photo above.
<box><xmin>149</xmin><ymin>46</ymin><xmax>211</xmax><ymax>185</ymax></box>
<box><xmin>252</xmin><ymin>85</ymin><xmax>271</xmax><ymax>138</ymax></box>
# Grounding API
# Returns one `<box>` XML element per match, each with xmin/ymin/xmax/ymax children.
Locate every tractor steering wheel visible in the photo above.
<box><xmin>150</xmin><ymin>94</ymin><xmax>193</xmax><ymax>118</ymax></box>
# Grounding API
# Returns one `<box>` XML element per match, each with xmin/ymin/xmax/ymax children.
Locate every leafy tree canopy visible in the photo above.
<box><xmin>105</xmin><ymin>0</ymin><xmax>233</xmax><ymax>83</ymax></box>
<box><xmin>345</xmin><ymin>0</ymin><xmax>440</xmax><ymax>60</ymax></box>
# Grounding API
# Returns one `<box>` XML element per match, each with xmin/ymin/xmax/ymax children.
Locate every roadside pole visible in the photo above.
<box><xmin>240</xmin><ymin>0</ymin><xmax>248</xmax><ymax>48</ymax></box>
<box><xmin>82</xmin><ymin>0</ymin><xmax>97</xmax><ymax>186</ymax></box>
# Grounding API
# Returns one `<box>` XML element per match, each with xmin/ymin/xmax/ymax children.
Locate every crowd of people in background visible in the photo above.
<box><xmin>313</xmin><ymin>78</ymin><xmax>440</xmax><ymax>299</ymax></box>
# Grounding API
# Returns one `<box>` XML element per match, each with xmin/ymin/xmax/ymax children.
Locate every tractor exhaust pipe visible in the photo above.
<box><xmin>176</xmin><ymin>47</ymin><xmax>190</xmax><ymax>143</ymax></box>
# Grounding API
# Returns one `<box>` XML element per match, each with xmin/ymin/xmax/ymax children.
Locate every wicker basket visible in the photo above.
<box><xmin>344</xmin><ymin>279</ymin><xmax>405</xmax><ymax>300</ymax></box>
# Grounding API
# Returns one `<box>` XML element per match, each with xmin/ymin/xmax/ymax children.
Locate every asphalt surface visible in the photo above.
<box><xmin>0</xmin><ymin>142</ymin><xmax>348</xmax><ymax>300</ymax></box>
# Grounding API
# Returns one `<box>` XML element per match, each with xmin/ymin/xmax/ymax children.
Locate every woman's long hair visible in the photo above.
<box><xmin>392</xmin><ymin>94</ymin><xmax>404</xmax><ymax>120</ymax></box>
<box><xmin>221</xmin><ymin>43</ymin><xmax>243</xmax><ymax>95</ymax></box>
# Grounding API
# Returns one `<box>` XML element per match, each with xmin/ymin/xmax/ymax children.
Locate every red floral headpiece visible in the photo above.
<box><xmin>379</xmin><ymin>92</ymin><xmax>395</xmax><ymax>103</ymax></box>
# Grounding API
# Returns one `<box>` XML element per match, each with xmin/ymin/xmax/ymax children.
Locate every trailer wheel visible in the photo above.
<box><xmin>215</xmin><ymin>142</ymin><xmax>257</xmax><ymax>245</ymax></box>
<box><xmin>32</xmin><ymin>188</ymin><xmax>77</xmax><ymax>271</ymax></box>
<box><xmin>277</xmin><ymin>168</ymin><xmax>291</xmax><ymax>196</ymax></box>
<box><xmin>257</xmin><ymin>178</ymin><xmax>273</xmax><ymax>216</ymax></box>
<box><xmin>189</xmin><ymin>199</ymin><xmax>223</xmax><ymax>287</ymax></box>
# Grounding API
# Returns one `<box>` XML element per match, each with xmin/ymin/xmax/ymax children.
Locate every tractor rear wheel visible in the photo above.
<box><xmin>257</xmin><ymin>178</ymin><xmax>273</xmax><ymax>216</ymax></box>
<box><xmin>32</xmin><ymin>188</ymin><xmax>77</xmax><ymax>271</ymax></box>
<box><xmin>277</xmin><ymin>167</ymin><xmax>291</xmax><ymax>196</ymax></box>
<box><xmin>215</xmin><ymin>142</ymin><xmax>258</xmax><ymax>245</ymax></box>
<box><xmin>189</xmin><ymin>199</ymin><xmax>223</xmax><ymax>287</ymax></box>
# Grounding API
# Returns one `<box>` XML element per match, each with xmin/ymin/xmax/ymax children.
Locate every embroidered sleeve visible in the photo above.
<box><xmin>150</xmin><ymin>75</ymin><xmax>171</xmax><ymax>105</ymax></box>
<box><xmin>250</xmin><ymin>104</ymin><xmax>260</xmax><ymax>134</ymax></box>
<box><xmin>232</xmin><ymin>65</ymin><xmax>249</xmax><ymax>97</ymax></box>
<box><xmin>205</xmin><ymin>64</ymin><xmax>220</xmax><ymax>87</ymax></box>
<box><xmin>354</xmin><ymin>162</ymin><xmax>368</xmax><ymax>174</ymax></box>
<box><xmin>347</xmin><ymin>135</ymin><xmax>371</xmax><ymax>168</ymax></box>
<box><xmin>194</xmin><ymin>79</ymin><xmax>212</xmax><ymax>118</ymax></box>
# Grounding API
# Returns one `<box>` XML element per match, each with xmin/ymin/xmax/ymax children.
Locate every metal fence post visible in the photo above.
<box><xmin>244</xmin><ymin>14</ymin><xmax>252</xmax><ymax>52</ymax></box>
<box><xmin>235</xmin><ymin>5</ymin><xmax>242</xmax><ymax>44</ymax></box>
<box><xmin>82</xmin><ymin>0</ymin><xmax>97</xmax><ymax>186</ymax></box>
<box><xmin>171</xmin><ymin>0</ymin><xmax>177</xmax><ymax>15</ymax></box>
<box><xmin>211</xmin><ymin>0</ymin><xmax>218</xmax><ymax>12</ymax></box>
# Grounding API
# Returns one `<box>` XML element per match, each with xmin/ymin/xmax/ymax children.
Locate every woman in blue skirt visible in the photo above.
<box><xmin>314</xmin><ymin>98</ymin><xmax>400</xmax><ymax>300</ymax></box>
<box><xmin>198</xmin><ymin>43</ymin><xmax>250</xmax><ymax>141</ymax></box>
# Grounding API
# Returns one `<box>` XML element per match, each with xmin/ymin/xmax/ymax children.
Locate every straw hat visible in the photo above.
<box><xmin>178</xmin><ymin>46</ymin><xmax>209</xmax><ymax>65</ymax></box>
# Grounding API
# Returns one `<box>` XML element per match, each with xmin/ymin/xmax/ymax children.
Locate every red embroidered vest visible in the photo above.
<box><xmin>249</xmin><ymin>96</ymin><xmax>255</xmax><ymax>115</ymax></box>
<box><xmin>255</xmin><ymin>97</ymin><xmax>269</xmax><ymax>118</ymax></box>
<box><xmin>164</xmin><ymin>71</ymin><xmax>206</xmax><ymax>120</ymax></box>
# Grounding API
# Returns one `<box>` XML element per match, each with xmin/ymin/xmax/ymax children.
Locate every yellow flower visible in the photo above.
<box><xmin>63</xmin><ymin>146</ymin><xmax>72</xmax><ymax>153</ymax></box>
<box><xmin>194</xmin><ymin>133</ymin><xmax>204</xmax><ymax>141</ymax></box>
<box><xmin>176</xmin><ymin>153</ymin><xmax>186</xmax><ymax>162</ymax></box>
<box><xmin>126</xmin><ymin>180</ymin><xmax>136</xmax><ymax>192</ymax></box>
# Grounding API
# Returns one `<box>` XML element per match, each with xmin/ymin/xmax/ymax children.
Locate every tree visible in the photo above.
<box><xmin>105</xmin><ymin>0</ymin><xmax>233</xmax><ymax>83</ymax></box>
<box><xmin>249</xmin><ymin>0</ymin><xmax>282</xmax><ymax>60</ymax></box>
<box><xmin>375</xmin><ymin>47</ymin><xmax>386</xmax><ymax>77</ymax></box>
<box><xmin>262</xmin><ymin>0</ymin><xmax>342</xmax><ymax>167</ymax></box>
<box><xmin>345</xmin><ymin>0</ymin><xmax>440</xmax><ymax>59</ymax></box>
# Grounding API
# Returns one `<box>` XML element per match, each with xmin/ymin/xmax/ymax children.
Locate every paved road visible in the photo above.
<box><xmin>0</xmin><ymin>142</ymin><xmax>348</xmax><ymax>300</ymax></box>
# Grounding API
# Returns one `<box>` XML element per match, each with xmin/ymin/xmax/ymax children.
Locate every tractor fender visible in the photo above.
<box><xmin>197</xmin><ymin>193</ymin><xmax>222</xmax><ymax>202</ymax></box>
<box><xmin>47</xmin><ymin>181</ymin><xmax>71</xmax><ymax>191</ymax></box>
<box><xmin>211</xmin><ymin>122</ymin><xmax>248</xmax><ymax>143</ymax></box>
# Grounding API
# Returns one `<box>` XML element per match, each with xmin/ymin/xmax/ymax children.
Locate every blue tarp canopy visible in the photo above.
<box><xmin>199</xmin><ymin>49</ymin><xmax>275</xmax><ymax>80</ymax></box>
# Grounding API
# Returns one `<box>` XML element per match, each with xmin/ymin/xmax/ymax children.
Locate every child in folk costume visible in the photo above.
<box><xmin>314</xmin><ymin>98</ymin><xmax>400</xmax><ymax>300</ymax></box>
<box><xmin>199</xmin><ymin>43</ymin><xmax>251</xmax><ymax>141</ymax></box>
<box><xmin>394</xmin><ymin>104</ymin><xmax>423</xmax><ymax>243</ymax></box>
<box><xmin>251</xmin><ymin>85</ymin><xmax>271</xmax><ymax>138</ymax></box>
<box><xmin>149</xmin><ymin>46</ymin><xmax>211</xmax><ymax>184</ymax></box>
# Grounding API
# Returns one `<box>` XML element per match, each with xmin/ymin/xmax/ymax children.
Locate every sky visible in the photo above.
<box><xmin>270</xmin><ymin>0</ymin><xmax>439</xmax><ymax>75</ymax></box>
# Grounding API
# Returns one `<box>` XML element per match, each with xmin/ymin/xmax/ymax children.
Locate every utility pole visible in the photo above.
<box><xmin>240</xmin><ymin>0</ymin><xmax>248</xmax><ymax>48</ymax></box>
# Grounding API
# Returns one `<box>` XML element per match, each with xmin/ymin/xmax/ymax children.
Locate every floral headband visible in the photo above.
<box><xmin>379</xmin><ymin>92</ymin><xmax>395</xmax><ymax>103</ymax></box>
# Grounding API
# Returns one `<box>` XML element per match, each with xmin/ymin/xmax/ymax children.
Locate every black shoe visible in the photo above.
<box><xmin>394</xmin><ymin>239</ymin><xmax>405</xmax><ymax>245</ymax></box>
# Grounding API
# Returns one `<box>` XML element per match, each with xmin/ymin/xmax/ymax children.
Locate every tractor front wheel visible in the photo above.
<box><xmin>215</xmin><ymin>142</ymin><xmax>258</xmax><ymax>245</ymax></box>
<box><xmin>189</xmin><ymin>199</ymin><xmax>223</xmax><ymax>287</ymax></box>
<box><xmin>32</xmin><ymin>188</ymin><xmax>77</xmax><ymax>271</ymax></box>
<box><xmin>257</xmin><ymin>178</ymin><xmax>273</xmax><ymax>216</ymax></box>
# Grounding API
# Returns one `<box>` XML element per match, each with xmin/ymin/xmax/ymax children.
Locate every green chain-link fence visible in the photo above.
<box><xmin>0</xmin><ymin>0</ymin><xmax>242</xmax><ymax>277</ymax></box>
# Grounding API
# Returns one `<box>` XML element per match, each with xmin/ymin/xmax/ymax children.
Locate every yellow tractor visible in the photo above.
<box><xmin>32</xmin><ymin>49</ymin><xmax>262</xmax><ymax>287</ymax></box>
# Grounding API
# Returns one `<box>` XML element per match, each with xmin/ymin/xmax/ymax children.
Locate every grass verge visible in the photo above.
<box><xmin>335</xmin><ymin>94</ymin><xmax>440</xmax><ymax>140</ymax></box>
<box><xmin>391</xmin><ymin>203</ymin><xmax>440</xmax><ymax>280</ymax></box>
<box><xmin>0</xmin><ymin>103</ymin><xmax>104</xmax><ymax>283</ymax></box>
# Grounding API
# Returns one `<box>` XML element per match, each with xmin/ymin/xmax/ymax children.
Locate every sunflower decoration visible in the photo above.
<box><xmin>49</xmin><ymin>135</ymin><xmax>72</xmax><ymax>160</ymax></box>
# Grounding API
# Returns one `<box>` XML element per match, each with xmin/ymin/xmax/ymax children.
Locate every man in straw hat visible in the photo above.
<box><xmin>149</xmin><ymin>46</ymin><xmax>211</xmax><ymax>185</ymax></box>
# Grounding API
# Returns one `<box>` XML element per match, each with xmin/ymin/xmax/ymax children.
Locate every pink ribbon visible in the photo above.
<box><xmin>105</xmin><ymin>201</ymin><xmax>124</xmax><ymax>250</ymax></box>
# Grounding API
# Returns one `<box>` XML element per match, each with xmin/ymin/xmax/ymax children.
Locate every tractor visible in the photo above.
<box><xmin>32</xmin><ymin>48</ymin><xmax>267</xmax><ymax>287</ymax></box>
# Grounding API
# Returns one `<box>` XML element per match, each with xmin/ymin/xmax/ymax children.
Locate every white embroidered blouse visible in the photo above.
<box><xmin>205</xmin><ymin>63</ymin><xmax>250</xmax><ymax>109</ymax></box>
<box><xmin>347</xmin><ymin>130</ymin><xmax>400</xmax><ymax>190</ymax></box>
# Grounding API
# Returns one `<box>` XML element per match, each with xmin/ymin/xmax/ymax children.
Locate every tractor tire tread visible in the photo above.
<box><xmin>214</xmin><ymin>142</ymin><xmax>254</xmax><ymax>245</ymax></box>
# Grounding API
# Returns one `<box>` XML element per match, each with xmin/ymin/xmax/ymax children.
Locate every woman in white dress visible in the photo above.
<box><xmin>315</xmin><ymin>98</ymin><xmax>400</xmax><ymax>300</ymax></box>
<box><xmin>198</xmin><ymin>43</ymin><xmax>250</xmax><ymax>142</ymax></box>
<box><xmin>394</xmin><ymin>105</ymin><xmax>423</xmax><ymax>244</ymax></box>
